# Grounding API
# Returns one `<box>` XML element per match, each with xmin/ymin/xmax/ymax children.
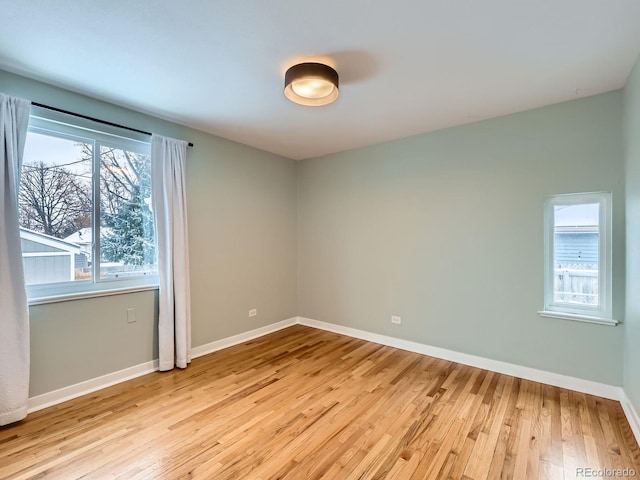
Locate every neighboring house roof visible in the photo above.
<box><xmin>64</xmin><ymin>227</ymin><xmax>114</xmax><ymax>244</ymax></box>
<box><xmin>20</xmin><ymin>228</ymin><xmax>82</xmax><ymax>254</ymax></box>
<box><xmin>63</xmin><ymin>227</ymin><xmax>92</xmax><ymax>246</ymax></box>
<box><xmin>554</xmin><ymin>204</ymin><xmax>598</xmax><ymax>228</ymax></box>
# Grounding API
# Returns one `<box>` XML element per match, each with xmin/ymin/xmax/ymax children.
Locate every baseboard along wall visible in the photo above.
<box><xmin>621</xmin><ymin>391</ymin><xmax>640</xmax><ymax>447</ymax></box>
<box><xmin>296</xmin><ymin>317</ymin><xmax>622</xmax><ymax>400</ymax></box>
<box><xmin>27</xmin><ymin>317</ymin><xmax>298</xmax><ymax>413</ymax></box>
<box><xmin>26</xmin><ymin>316</ymin><xmax>640</xmax><ymax>446</ymax></box>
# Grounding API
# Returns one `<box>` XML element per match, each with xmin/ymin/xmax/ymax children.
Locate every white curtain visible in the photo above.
<box><xmin>0</xmin><ymin>93</ymin><xmax>31</xmax><ymax>426</ymax></box>
<box><xmin>151</xmin><ymin>134</ymin><xmax>191</xmax><ymax>371</ymax></box>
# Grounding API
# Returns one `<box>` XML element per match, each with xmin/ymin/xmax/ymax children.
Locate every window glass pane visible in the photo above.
<box><xmin>19</xmin><ymin>131</ymin><xmax>93</xmax><ymax>285</ymax></box>
<box><xmin>99</xmin><ymin>145</ymin><xmax>157</xmax><ymax>279</ymax></box>
<box><xmin>553</xmin><ymin>203</ymin><xmax>599</xmax><ymax>306</ymax></box>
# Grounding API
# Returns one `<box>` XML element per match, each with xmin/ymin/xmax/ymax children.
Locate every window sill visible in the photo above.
<box><xmin>537</xmin><ymin>310</ymin><xmax>618</xmax><ymax>326</ymax></box>
<box><xmin>28</xmin><ymin>285</ymin><xmax>159</xmax><ymax>306</ymax></box>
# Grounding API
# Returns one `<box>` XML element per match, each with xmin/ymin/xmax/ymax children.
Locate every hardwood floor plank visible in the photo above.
<box><xmin>0</xmin><ymin>325</ymin><xmax>638</xmax><ymax>480</ymax></box>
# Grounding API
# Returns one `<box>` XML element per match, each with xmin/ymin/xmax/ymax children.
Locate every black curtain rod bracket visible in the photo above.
<box><xmin>32</xmin><ymin>102</ymin><xmax>194</xmax><ymax>148</ymax></box>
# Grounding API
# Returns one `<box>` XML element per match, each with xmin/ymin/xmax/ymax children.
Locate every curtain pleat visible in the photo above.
<box><xmin>0</xmin><ymin>93</ymin><xmax>31</xmax><ymax>426</ymax></box>
<box><xmin>151</xmin><ymin>134</ymin><xmax>191</xmax><ymax>371</ymax></box>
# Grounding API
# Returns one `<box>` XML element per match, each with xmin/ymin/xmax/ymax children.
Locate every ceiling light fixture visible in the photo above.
<box><xmin>284</xmin><ymin>62</ymin><xmax>339</xmax><ymax>106</ymax></box>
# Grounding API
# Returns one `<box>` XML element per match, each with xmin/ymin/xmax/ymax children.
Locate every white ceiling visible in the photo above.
<box><xmin>1</xmin><ymin>1</ymin><xmax>639</xmax><ymax>160</ymax></box>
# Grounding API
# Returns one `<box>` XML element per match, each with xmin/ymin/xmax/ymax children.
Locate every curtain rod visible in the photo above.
<box><xmin>31</xmin><ymin>102</ymin><xmax>194</xmax><ymax>148</ymax></box>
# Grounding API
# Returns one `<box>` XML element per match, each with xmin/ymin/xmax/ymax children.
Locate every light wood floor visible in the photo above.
<box><xmin>1</xmin><ymin>325</ymin><xmax>639</xmax><ymax>480</ymax></box>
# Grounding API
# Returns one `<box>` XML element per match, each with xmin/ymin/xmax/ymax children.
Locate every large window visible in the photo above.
<box><xmin>19</xmin><ymin>113</ymin><xmax>157</xmax><ymax>301</ymax></box>
<box><xmin>541</xmin><ymin>192</ymin><xmax>613</xmax><ymax>323</ymax></box>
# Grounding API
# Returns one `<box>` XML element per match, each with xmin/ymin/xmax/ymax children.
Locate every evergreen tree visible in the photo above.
<box><xmin>98</xmin><ymin>146</ymin><xmax>155</xmax><ymax>266</ymax></box>
<box><xmin>101</xmin><ymin>184</ymin><xmax>155</xmax><ymax>265</ymax></box>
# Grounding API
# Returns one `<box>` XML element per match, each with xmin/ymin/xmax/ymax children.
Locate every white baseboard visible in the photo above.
<box><xmin>620</xmin><ymin>392</ymin><xmax>640</xmax><ymax>446</ymax></box>
<box><xmin>297</xmin><ymin>317</ymin><xmax>623</xmax><ymax>401</ymax></box>
<box><xmin>28</xmin><ymin>360</ymin><xmax>158</xmax><ymax>413</ymax></box>
<box><xmin>191</xmin><ymin>317</ymin><xmax>298</xmax><ymax>358</ymax></box>
<box><xmin>28</xmin><ymin>317</ymin><xmax>298</xmax><ymax>414</ymax></box>
<box><xmin>26</xmin><ymin>314</ymin><xmax>638</xmax><ymax>448</ymax></box>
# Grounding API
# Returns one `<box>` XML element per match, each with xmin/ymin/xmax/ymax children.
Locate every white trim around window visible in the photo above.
<box><xmin>27</xmin><ymin>277</ymin><xmax>159</xmax><ymax>305</ymax></box>
<box><xmin>540</xmin><ymin>191</ymin><xmax>614</xmax><ymax>324</ymax></box>
<box><xmin>21</xmin><ymin>109</ymin><xmax>158</xmax><ymax>303</ymax></box>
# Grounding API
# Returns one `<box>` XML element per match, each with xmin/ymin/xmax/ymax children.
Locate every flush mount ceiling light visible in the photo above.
<box><xmin>284</xmin><ymin>62</ymin><xmax>339</xmax><ymax>106</ymax></box>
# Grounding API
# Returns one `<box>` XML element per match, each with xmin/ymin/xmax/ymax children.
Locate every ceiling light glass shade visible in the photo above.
<box><xmin>284</xmin><ymin>62</ymin><xmax>339</xmax><ymax>106</ymax></box>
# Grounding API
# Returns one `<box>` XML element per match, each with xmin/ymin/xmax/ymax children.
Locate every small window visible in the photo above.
<box><xmin>19</xmin><ymin>113</ymin><xmax>158</xmax><ymax>301</ymax></box>
<box><xmin>542</xmin><ymin>192</ymin><xmax>612</xmax><ymax>321</ymax></box>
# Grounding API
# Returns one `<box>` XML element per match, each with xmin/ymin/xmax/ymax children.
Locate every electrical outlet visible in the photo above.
<box><xmin>249</xmin><ymin>309</ymin><xmax>257</xmax><ymax>318</ymax></box>
<box><xmin>127</xmin><ymin>308</ymin><xmax>136</xmax><ymax>324</ymax></box>
<box><xmin>391</xmin><ymin>315</ymin><xmax>401</xmax><ymax>325</ymax></box>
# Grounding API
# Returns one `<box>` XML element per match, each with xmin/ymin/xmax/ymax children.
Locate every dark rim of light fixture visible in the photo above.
<box><xmin>284</xmin><ymin>62</ymin><xmax>339</xmax><ymax>106</ymax></box>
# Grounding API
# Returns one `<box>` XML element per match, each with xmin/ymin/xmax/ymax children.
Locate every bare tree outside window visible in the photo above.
<box><xmin>19</xmin><ymin>160</ymin><xmax>91</xmax><ymax>238</ymax></box>
<box><xmin>18</xmin><ymin>126</ymin><xmax>156</xmax><ymax>288</ymax></box>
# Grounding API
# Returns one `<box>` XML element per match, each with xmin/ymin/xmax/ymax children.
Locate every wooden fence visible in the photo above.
<box><xmin>554</xmin><ymin>264</ymin><xmax>598</xmax><ymax>305</ymax></box>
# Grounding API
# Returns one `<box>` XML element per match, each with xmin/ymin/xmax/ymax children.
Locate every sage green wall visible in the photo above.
<box><xmin>1</xmin><ymin>68</ymin><xmax>629</xmax><ymax>396</ymax></box>
<box><xmin>624</xmin><ymin>55</ymin><xmax>640</xmax><ymax>411</ymax></box>
<box><xmin>29</xmin><ymin>291</ymin><xmax>158</xmax><ymax>395</ymax></box>
<box><xmin>0</xmin><ymin>70</ymin><xmax>297</xmax><ymax>397</ymax></box>
<box><xmin>298</xmin><ymin>92</ymin><xmax>625</xmax><ymax>385</ymax></box>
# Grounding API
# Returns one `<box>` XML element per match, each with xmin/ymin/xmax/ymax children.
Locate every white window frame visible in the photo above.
<box><xmin>23</xmin><ymin>107</ymin><xmax>158</xmax><ymax>304</ymax></box>
<box><xmin>539</xmin><ymin>191</ymin><xmax>616</xmax><ymax>325</ymax></box>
